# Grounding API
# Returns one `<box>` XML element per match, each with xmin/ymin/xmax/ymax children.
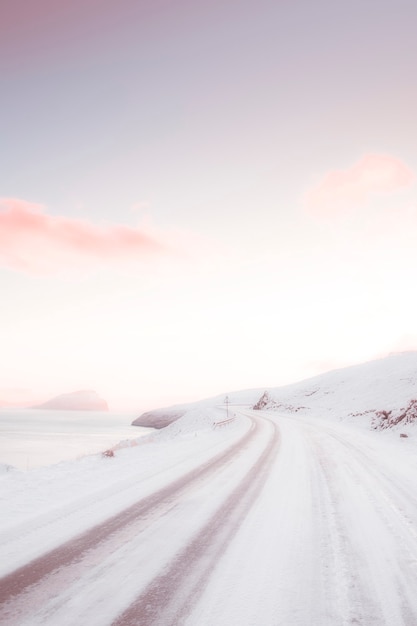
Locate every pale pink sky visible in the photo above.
<box><xmin>1</xmin><ymin>1</ymin><xmax>417</xmax><ymax>410</ymax></box>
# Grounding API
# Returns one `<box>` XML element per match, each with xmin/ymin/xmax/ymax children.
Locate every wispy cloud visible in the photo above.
<box><xmin>304</xmin><ymin>154</ymin><xmax>414</xmax><ymax>215</ymax></box>
<box><xmin>0</xmin><ymin>198</ymin><xmax>168</xmax><ymax>275</ymax></box>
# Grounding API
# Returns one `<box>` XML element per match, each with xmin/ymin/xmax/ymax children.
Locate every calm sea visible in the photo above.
<box><xmin>0</xmin><ymin>409</ymin><xmax>152</xmax><ymax>470</ymax></box>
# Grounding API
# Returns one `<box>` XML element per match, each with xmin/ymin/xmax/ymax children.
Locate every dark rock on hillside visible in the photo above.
<box><xmin>372</xmin><ymin>399</ymin><xmax>417</xmax><ymax>430</ymax></box>
<box><xmin>253</xmin><ymin>391</ymin><xmax>273</xmax><ymax>410</ymax></box>
<box><xmin>132</xmin><ymin>410</ymin><xmax>185</xmax><ymax>429</ymax></box>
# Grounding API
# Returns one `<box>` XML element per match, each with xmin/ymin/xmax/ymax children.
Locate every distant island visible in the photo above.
<box><xmin>33</xmin><ymin>390</ymin><xmax>108</xmax><ymax>411</ymax></box>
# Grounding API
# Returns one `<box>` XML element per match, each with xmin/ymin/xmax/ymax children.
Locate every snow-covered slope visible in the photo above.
<box><xmin>33</xmin><ymin>390</ymin><xmax>108</xmax><ymax>411</ymax></box>
<box><xmin>134</xmin><ymin>352</ymin><xmax>417</xmax><ymax>432</ymax></box>
<box><xmin>252</xmin><ymin>351</ymin><xmax>417</xmax><ymax>431</ymax></box>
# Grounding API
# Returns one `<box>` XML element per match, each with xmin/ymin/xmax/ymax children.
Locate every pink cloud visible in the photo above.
<box><xmin>304</xmin><ymin>154</ymin><xmax>414</xmax><ymax>215</ymax></box>
<box><xmin>0</xmin><ymin>198</ymin><xmax>168</xmax><ymax>275</ymax></box>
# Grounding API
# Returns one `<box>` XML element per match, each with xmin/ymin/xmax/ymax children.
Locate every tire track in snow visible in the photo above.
<box><xmin>307</xmin><ymin>423</ymin><xmax>417</xmax><ymax>626</ymax></box>
<box><xmin>314</xmin><ymin>449</ymin><xmax>377</xmax><ymax>625</ymax></box>
<box><xmin>323</xmin><ymin>432</ymin><xmax>417</xmax><ymax>625</ymax></box>
<box><xmin>112</xmin><ymin>417</ymin><xmax>279</xmax><ymax>626</ymax></box>
<box><xmin>0</xmin><ymin>417</ymin><xmax>259</xmax><ymax>612</ymax></box>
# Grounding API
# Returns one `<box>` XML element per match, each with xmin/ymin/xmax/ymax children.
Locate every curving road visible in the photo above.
<box><xmin>1</xmin><ymin>410</ymin><xmax>417</xmax><ymax>625</ymax></box>
<box><xmin>0</xmin><ymin>413</ymin><xmax>278</xmax><ymax>625</ymax></box>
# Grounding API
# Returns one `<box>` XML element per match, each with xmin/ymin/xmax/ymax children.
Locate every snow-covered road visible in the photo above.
<box><xmin>1</xmin><ymin>409</ymin><xmax>417</xmax><ymax>625</ymax></box>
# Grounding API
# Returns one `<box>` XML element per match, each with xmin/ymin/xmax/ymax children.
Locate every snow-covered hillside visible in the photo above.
<box><xmin>251</xmin><ymin>351</ymin><xmax>417</xmax><ymax>431</ymax></box>
<box><xmin>134</xmin><ymin>352</ymin><xmax>417</xmax><ymax>433</ymax></box>
<box><xmin>33</xmin><ymin>390</ymin><xmax>108</xmax><ymax>411</ymax></box>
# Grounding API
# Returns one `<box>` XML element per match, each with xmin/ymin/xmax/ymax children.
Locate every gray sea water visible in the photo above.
<box><xmin>0</xmin><ymin>409</ymin><xmax>151</xmax><ymax>470</ymax></box>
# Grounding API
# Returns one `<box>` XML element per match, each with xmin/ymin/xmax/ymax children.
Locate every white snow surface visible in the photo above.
<box><xmin>1</xmin><ymin>353</ymin><xmax>417</xmax><ymax>624</ymax></box>
<box><xmin>258</xmin><ymin>350</ymin><xmax>417</xmax><ymax>423</ymax></box>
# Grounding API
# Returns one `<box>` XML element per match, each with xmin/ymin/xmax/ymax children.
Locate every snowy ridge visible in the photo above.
<box><xmin>254</xmin><ymin>352</ymin><xmax>417</xmax><ymax>431</ymax></box>
<box><xmin>135</xmin><ymin>352</ymin><xmax>417</xmax><ymax>433</ymax></box>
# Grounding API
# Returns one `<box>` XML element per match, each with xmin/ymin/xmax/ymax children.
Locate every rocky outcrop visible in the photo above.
<box><xmin>253</xmin><ymin>391</ymin><xmax>274</xmax><ymax>410</ymax></box>
<box><xmin>371</xmin><ymin>399</ymin><xmax>417</xmax><ymax>430</ymax></box>
<box><xmin>132</xmin><ymin>410</ymin><xmax>185</xmax><ymax>429</ymax></box>
<box><xmin>253</xmin><ymin>390</ymin><xmax>306</xmax><ymax>414</ymax></box>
